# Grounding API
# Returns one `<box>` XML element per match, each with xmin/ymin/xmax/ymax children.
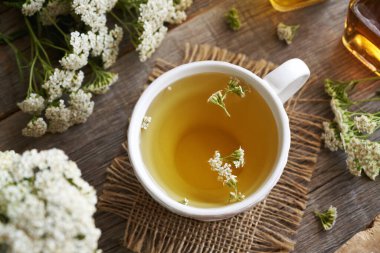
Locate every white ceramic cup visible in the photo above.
<box><xmin>128</xmin><ymin>59</ymin><xmax>310</xmax><ymax>221</ymax></box>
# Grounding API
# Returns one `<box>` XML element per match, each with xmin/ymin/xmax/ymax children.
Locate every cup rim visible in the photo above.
<box><xmin>128</xmin><ymin>61</ymin><xmax>290</xmax><ymax>220</ymax></box>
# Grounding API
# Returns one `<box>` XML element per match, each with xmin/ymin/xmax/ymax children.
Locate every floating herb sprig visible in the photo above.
<box><xmin>207</xmin><ymin>78</ymin><xmax>246</xmax><ymax>117</ymax></box>
<box><xmin>208</xmin><ymin>147</ymin><xmax>245</xmax><ymax>203</ymax></box>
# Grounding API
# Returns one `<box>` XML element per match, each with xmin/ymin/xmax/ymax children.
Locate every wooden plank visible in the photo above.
<box><xmin>0</xmin><ymin>0</ymin><xmax>379</xmax><ymax>252</ymax></box>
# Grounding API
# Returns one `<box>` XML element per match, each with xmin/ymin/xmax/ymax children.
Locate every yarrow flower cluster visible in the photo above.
<box><xmin>208</xmin><ymin>148</ymin><xmax>246</xmax><ymax>203</ymax></box>
<box><xmin>117</xmin><ymin>0</ymin><xmax>193</xmax><ymax>61</ymax></box>
<box><xmin>6</xmin><ymin>0</ymin><xmax>192</xmax><ymax>137</ymax></box>
<box><xmin>10</xmin><ymin>0</ymin><xmax>123</xmax><ymax>137</ymax></box>
<box><xmin>322</xmin><ymin>78</ymin><xmax>380</xmax><ymax>180</ymax></box>
<box><xmin>0</xmin><ymin>149</ymin><xmax>101</xmax><ymax>253</ymax></box>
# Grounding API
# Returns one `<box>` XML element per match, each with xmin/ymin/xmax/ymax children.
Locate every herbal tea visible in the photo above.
<box><xmin>140</xmin><ymin>73</ymin><xmax>278</xmax><ymax>207</ymax></box>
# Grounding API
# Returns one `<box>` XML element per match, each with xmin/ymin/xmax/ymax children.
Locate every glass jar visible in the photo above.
<box><xmin>342</xmin><ymin>0</ymin><xmax>380</xmax><ymax>74</ymax></box>
<box><xmin>269</xmin><ymin>0</ymin><xmax>326</xmax><ymax>12</ymax></box>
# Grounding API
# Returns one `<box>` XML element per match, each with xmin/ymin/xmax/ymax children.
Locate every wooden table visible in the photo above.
<box><xmin>1</xmin><ymin>0</ymin><xmax>379</xmax><ymax>252</ymax></box>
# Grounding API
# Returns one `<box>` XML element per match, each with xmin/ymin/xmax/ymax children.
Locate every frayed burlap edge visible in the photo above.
<box><xmin>98</xmin><ymin>43</ymin><xmax>324</xmax><ymax>253</ymax></box>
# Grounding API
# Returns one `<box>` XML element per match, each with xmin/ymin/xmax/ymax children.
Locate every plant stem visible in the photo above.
<box><xmin>25</xmin><ymin>17</ymin><xmax>52</xmax><ymax>66</ymax></box>
<box><xmin>352</xmin><ymin>97</ymin><xmax>380</xmax><ymax>105</ymax></box>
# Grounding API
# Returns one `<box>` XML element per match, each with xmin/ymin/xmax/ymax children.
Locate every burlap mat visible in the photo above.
<box><xmin>98</xmin><ymin>44</ymin><xmax>324</xmax><ymax>252</ymax></box>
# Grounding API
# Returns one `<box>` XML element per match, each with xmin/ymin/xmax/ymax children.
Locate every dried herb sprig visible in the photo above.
<box><xmin>277</xmin><ymin>22</ymin><xmax>300</xmax><ymax>45</ymax></box>
<box><xmin>225</xmin><ymin>7</ymin><xmax>241</xmax><ymax>31</ymax></box>
<box><xmin>314</xmin><ymin>206</ymin><xmax>338</xmax><ymax>231</ymax></box>
<box><xmin>207</xmin><ymin>78</ymin><xmax>246</xmax><ymax>117</ymax></box>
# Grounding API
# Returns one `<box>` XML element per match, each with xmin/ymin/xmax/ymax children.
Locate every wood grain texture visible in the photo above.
<box><xmin>0</xmin><ymin>0</ymin><xmax>379</xmax><ymax>252</ymax></box>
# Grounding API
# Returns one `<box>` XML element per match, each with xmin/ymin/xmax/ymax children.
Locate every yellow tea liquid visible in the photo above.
<box><xmin>269</xmin><ymin>0</ymin><xmax>325</xmax><ymax>12</ymax></box>
<box><xmin>140</xmin><ymin>73</ymin><xmax>278</xmax><ymax>207</ymax></box>
<box><xmin>343</xmin><ymin>0</ymin><xmax>380</xmax><ymax>74</ymax></box>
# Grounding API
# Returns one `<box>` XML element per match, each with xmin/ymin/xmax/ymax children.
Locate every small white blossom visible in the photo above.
<box><xmin>141</xmin><ymin>116</ymin><xmax>152</xmax><ymax>130</ymax></box>
<box><xmin>45</xmin><ymin>100</ymin><xmax>73</xmax><ymax>133</ymax></box>
<box><xmin>102</xmin><ymin>25</ymin><xmax>123</xmax><ymax>68</ymax></box>
<box><xmin>180</xmin><ymin>198</ymin><xmax>189</xmax><ymax>206</ymax></box>
<box><xmin>42</xmin><ymin>69</ymin><xmax>84</xmax><ymax>101</ymax></box>
<box><xmin>17</xmin><ymin>93</ymin><xmax>45</xmax><ymax>114</ymax></box>
<box><xmin>22</xmin><ymin>117</ymin><xmax>47</xmax><ymax>138</ymax></box>
<box><xmin>22</xmin><ymin>0</ymin><xmax>45</xmax><ymax>16</ymax></box>
<box><xmin>72</xmin><ymin>0</ymin><xmax>117</xmax><ymax>32</ymax></box>
<box><xmin>138</xmin><ymin>25</ymin><xmax>168</xmax><ymax>62</ymax></box>
<box><xmin>354</xmin><ymin>115</ymin><xmax>377</xmax><ymax>134</ymax></box>
<box><xmin>69</xmin><ymin>89</ymin><xmax>95</xmax><ymax>124</ymax></box>
<box><xmin>0</xmin><ymin>149</ymin><xmax>100</xmax><ymax>252</ymax></box>
<box><xmin>60</xmin><ymin>52</ymin><xmax>89</xmax><ymax>70</ymax></box>
<box><xmin>322</xmin><ymin>121</ymin><xmax>344</xmax><ymax>151</ymax></box>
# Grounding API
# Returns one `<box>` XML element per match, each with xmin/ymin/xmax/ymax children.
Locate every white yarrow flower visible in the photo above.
<box><xmin>22</xmin><ymin>0</ymin><xmax>45</xmax><ymax>16</ymax></box>
<box><xmin>0</xmin><ymin>149</ymin><xmax>101</xmax><ymax>252</ymax></box>
<box><xmin>42</xmin><ymin>69</ymin><xmax>84</xmax><ymax>101</ymax></box>
<box><xmin>22</xmin><ymin>117</ymin><xmax>48</xmax><ymax>138</ymax></box>
<box><xmin>17</xmin><ymin>93</ymin><xmax>45</xmax><ymax>114</ymax></box>
<box><xmin>45</xmin><ymin>100</ymin><xmax>73</xmax><ymax>133</ymax></box>
<box><xmin>69</xmin><ymin>89</ymin><xmax>95</xmax><ymax>124</ymax></box>
<box><xmin>345</xmin><ymin>137</ymin><xmax>380</xmax><ymax>180</ymax></box>
<box><xmin>322</xmin><ymin>121</ymin><xmax>344</xmax><ymax>151</ymax></box>
<box><xmin>354</xmin><ymin>115</ymin><xmax>377</xmax><ymax>134</ymax></box>
<box><xmin>137</xmin><ymin>26</ymin><xmax>168</xmax><ymax>62</ymax></box>
<box><xmin>102</xmin><ymin>25</ymin><xmax>123</xmax><ymax>68</ymax></box>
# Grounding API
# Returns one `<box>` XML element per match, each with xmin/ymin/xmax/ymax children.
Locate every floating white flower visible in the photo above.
<box><xmin>141</xmin><ymin>116</ymin><xmax>152</xmax><ymax>130</ymax></box>
<box><xmin>208</xmin><ymin>148</ymin><xmax>245</xmax><ymax>202</ymax></box>
<box><xmin>0</xmin><ymin>149</ymin><xmax>100</xmax><ymax>252</ymax></box>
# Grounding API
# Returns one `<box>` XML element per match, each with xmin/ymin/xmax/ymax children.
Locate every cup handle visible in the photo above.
<box><xmin>263</xmin><ymin>58</ymin><xmax>310</xmax><ymax>103</ymax></box>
